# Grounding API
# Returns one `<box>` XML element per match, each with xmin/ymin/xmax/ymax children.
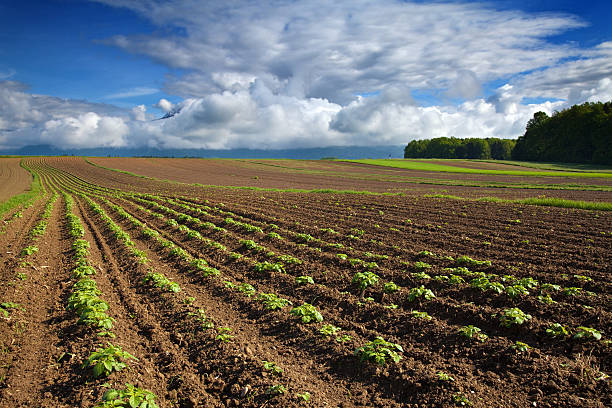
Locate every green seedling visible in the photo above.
<box><xmin>414</xmin><ymin>261</ymin><xmax>431</xmax><ymax>270</ymax></box>
<box><xmin>187</xmin><ymin>309</ymin><xmax>214</xmax><ymax>330</ymax></box>
<box><xmin>355</xmin><ymin>336</ymin><xmax>403</xmax><ymax>366</ymax></box>
<box><xmin>215</xmin><ymin>327</ymin><xmax>234</xmax><ymax>342</ymax></box>
<box><xmin>546</xmin><ymin>323</ymin><xmax>569</xmax><ymax>338</ymax></box>
<box><xmin>256</xmin><ymin>293</ymin><xmax>292</xmax><ymax>310</ymax></box>
<box><xmin>411</xmin><ymin>311</ymin><xmax>432</xmax><ymax>320</ymax></box>
<box><xmin>458</xmin><ymin>325</ymin><xmax>488</xmax><ymax>342</ymax></box>
<box><xmin>267</xmin><ymin>384</ymin><xmax>287</xmax><ymax>396</ymax></box>
<box><xmin>505</xmin><ymin>284</ymin><xmax>529</xmax><ymax>299</ymax></box>
<box><xmin>498</xmin><ymin>308</ymin><xmax>531</xmax><ymax>327</ymax></box>
<box><xmin>563</xmin><ymin>287</ymin><xmax>582</xmax><ymax>296</ymax></box>
<box><xmin>143</xmin><ymin>272</ymin><xmax>180</xmax><ymax>293</ymax></box>
<box><xmin>573</xmin><ymin>327</ymin><xmax>602</xmax><ymax>341</ymax></box>
<box><xmin>437</xmin><ymin>371</ymin><xmax>455</xmax><ymax>382</ymax></box>
<box><xmin>407</xmin><ymin>285</ymin><xmax>435</xmax><ymax>302</ymax></box>
<box><xmin>0</xmin><ymin>302</ymin><xmax>24</xmax><ymax>317</ymax></box>
<box><xmin>236</xmin><ymin>282</ymin><xmax>256</xmax><ymax>297</ymax></box>
<box><xmin>262</xmin><ymin>360</ymin><xmax>283</xmax><ymax>375</ymax></box>
<box><xmin>295</xmin><ymin>392</ymin><xmax>311</xmax><ymax>402</ymax></box>
<box><xmin>511</xmin><ymin>341</ymin><xmax>532</xmax><ymax>353</ymax></box>
<box><xmin>411</xmin><ymin>271</ymin><xmax>431</xmax><ymax>281</ymax></box>
<box><xmin>352</xmin><ymin>271</ymin><xmax>379</xmax><ymax>295</ymax></box>
<box><xmin>20</xmin><ymin>246</ymin><xmax>38</xmax><ymax>257</ymax></box>
<box><xmin>254</xmin><ymin>261</ymin><xmax>286</xmax><ymax>274</ymax></box>
<box><xmin>383</xmin><ymin>282</ymin><xmax>400</xmax><ymax>294</ymax></box>
<box><xmin>290</xmin><ymin>303</ymin><xmax>323</xmax><ymax>323</ymax></box>
<box><xmin>83</xmin><ymin>343</ymin><xmax>137</xmax><ymax>378</ymax></box>
<box><xmin>456</xmin><ymin>255</ymin><xmax>491</xmax><ymax>267</ymax></box>
<box><xmin>295</xmin><ymin>276</ymin><xmax>314</xmax><ymax>285</ymax></box>
<box><xmin>94</xmin><ymin>383</ymin><xmax>159</xmax><ymax>408</ymax></box>
<box><xmin>277</xmin><ymin>254</ymin><xmax>302</xmax><ymax>265</ymax></box>
<box><xmin>319</xmin><ymin>324</ymin><xmax>341</xmax><ymax>338</ymax></box>
<box><xmin>453</xmin><ymin>393</ymin><xmax>472</xmax><ymax>406</ymax></box>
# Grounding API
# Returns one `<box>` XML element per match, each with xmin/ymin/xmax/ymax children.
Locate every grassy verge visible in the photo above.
<box><xmin>424</xmin><ymin>194</ymin><xmax>612</xmax><ymax>211</ymax></box>
<box><xmin>0</xmin><ymin>160</ymin><xmax>42</xmax><ymax>216</ymax></box>
<box><xmin>345</xmin><ymin>159</ymin><xmax>612</xmax><ymax>178</ymax></box>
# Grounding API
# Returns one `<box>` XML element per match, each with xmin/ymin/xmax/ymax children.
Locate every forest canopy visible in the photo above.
<box><xmin>404</xmin><ymin>101</ymin><xmax>611</xmax><ymax>164</ymax></box>
<box><xmin>512</xmin><ymin>101</ymin><xmax>611</xmax><ymax>164</ymax></box>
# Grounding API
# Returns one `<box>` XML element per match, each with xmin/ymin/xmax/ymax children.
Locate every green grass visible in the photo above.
<box><xmin>473</xmin><ymin>160</ymin><xmax>612</xmax><ymax>173</ymax></box>
<box><xmin>425</xmin><ymin>194</ymin><xmax>612</xmax><ymax>211</ymax></box>
<box><xmin>344</xmin><ymin>159</ymin><xmax>612</xmax><ymax>178</ymax></box>
<box><xmin>0</xmin><ymin>161</ymin><xmax>42</xmax><ymax>217</ymax></box>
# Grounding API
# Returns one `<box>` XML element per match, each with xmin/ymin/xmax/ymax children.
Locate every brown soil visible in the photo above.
<box><xmin>0</xmin><ymin>158</ymin><xmax>31</xmax><ymax>202</ymax></box>
<box><xmin>0</xmin><ymin>156</ymin><xmax>608</xmax><ymax>408</ymax></box>
<box><xmin>87</xmin><ymin>157</ymin><xmax>612</xmax><ymax>201</ymax></box>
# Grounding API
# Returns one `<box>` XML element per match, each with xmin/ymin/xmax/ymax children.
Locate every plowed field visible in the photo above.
<box><xmin>0</xmin><ymin>158</ymin><xmax>31</xmax><ymax>202</ymax></box>
<box><xmin>0</xmin><ymin>156</ymin><xmax>609</xmax><ymax>408</ymax></box>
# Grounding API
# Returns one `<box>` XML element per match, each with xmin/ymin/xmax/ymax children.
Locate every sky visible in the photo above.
<box><xmin>0</xmin><ymin>0</ymin><xmax>611</xmax><ymax>151</ymax></box>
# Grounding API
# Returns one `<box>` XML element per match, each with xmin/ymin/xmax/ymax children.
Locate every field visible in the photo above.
<box><xmin>0</xmin><ymin>156</ymin><xmax>610</xmax><ymax>407</ymax></box>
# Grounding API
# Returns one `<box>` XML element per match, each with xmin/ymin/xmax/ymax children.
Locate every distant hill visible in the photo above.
<box><xmin>1</xmin><ymin>144</ymin><xmax>405</xmax><ymax>159</ymax></box>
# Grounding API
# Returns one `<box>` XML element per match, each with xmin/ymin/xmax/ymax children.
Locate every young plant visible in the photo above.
<box><xmin>354</xmin><ymin>336</ymin><xmax>403</xmax><ymax>366</ymax></box>
<box><xmin>290</xmin><ymin>303</ymin><xmax>323</xmax><ymax>323</ymax></box>
<box><xmin>458</xmin><ymin>325</ymin><xmax>488</xmax><ymax>342</ymax></box>
<box><xmin>407</xmin><ymin>285</ymin><xmax>435</xmax><ymax>302</ymax></box>
<box><xmin>295</xmin><ymin>276</ymin><xmax>314</xmax><ymax>285</ymax></box>
<box><xmin>511</xmin><ymin>341</ymin><xmax>532</xmax><ymax>353</ymax></box>
<box><xmin>573</xmin><ymin>327</ymin><xmax>602</xmax><ymax>341</ymax></box>
<box><xmin>188</xmin><ymin>309</ymin><xmax>215</xmax><ymax>330</ymax></box>
<box><xmin>0</xmin><ymin>302</ymin><xmax>24</xmax><ymax>317</ymax></box>
<box><xmin>498</xmin><ymin>308</ymin><xmax>532</xmax><ymax>328</ymax></box>
<box><xmin>94</xmin><ymin>383</ymin><xmax>159</xmax><ymax>408</ymax></box>
<box><xmin>413</xmin><ymin>261</ymin><xmax>431</xmax><ymax>270</ymax></box>
<box><xmin>262</xmin><ymin>360</ymin><xmax>283</xmax><ymax>375</ymax></box>
<box><xmin>436</xmin><ymin>371</ymin><xmax>455</xmax><ymax>382</ymax></box>
<box><xmin>20</xmin><ymin>245</ymin><xmax>38</xmax><ymax>257</ymax></box>
<box><xmin>256</xmin><ymin>293</ymin><xmax>292</xmax><ymax>310</ymax></box>
<box><xmin>410</xmin><ymin>310</ymin><xmax>432</xmax><ymax>320</ymax></box>
<box><xmin>546</xmin><ymin>323</ymin><xmax>569</xmax><ymax>338</ymax></box>
<box><xmin>83</xmin><ymin>343</ymin><xmax>137</xmax><ymax>378</ymax></box>
<box><xmin>352</xmin><ymin>271</ymin><xmax>379</xmax><ymax>296</ymax></box>
<box><xmin>215</xmin><ymin>327</ymin><xmax>234</xmax><ymax>342</ymax></box>
<box><xmin>383</xmin><ymin>282</ymin><xmax>400</xmax><ymax>294</ymax></box>
<box><xmin>318</xmin><ymin>323</ymin><xmax>339</xmax><ymax>335</ymax></box>
<box><xmin>267</xmin><ymin>384</ymin><xmax>287</xmax><ymax>396</ymax></box>
<box><xmin>254</xmin><ymin>261</ymin><xmax>286</xmax><ymax>274</ymax></box>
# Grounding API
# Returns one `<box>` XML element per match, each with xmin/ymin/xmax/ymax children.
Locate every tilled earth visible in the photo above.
<box><xmin>0</xmin><ymin>157</ymin><xmax>609</xmax><ymax>408</ymax></box>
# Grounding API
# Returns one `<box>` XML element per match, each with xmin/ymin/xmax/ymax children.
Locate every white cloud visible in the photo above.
<box><xmin>153</xmin><ymin>98</ymin><xmax>174</xmax><ymax>112</ymax></box>
<box><xmin>0</xmin><ymin>81</ymin><xmax>130</xmax><ymax>149</ymax></box>
<box><xmin>98</xmin><ymin>0</ymin><xmax>585</xmax><ymax>104</ymax></box>
<box><xmin>2</xmin><ymin>1</ymin><xmax>610</xmax><ymax>151</ymax></box>
<box><xmin>41</xmin><ymin>112</ymin><xmax>129</xmax><ymax>148</ymax></box>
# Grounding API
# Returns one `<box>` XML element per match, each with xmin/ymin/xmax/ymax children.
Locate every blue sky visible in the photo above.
<box><xmin>0</xmin><ymin>0</ymin><xmax>610</xmax><ymax>150</ymax></box>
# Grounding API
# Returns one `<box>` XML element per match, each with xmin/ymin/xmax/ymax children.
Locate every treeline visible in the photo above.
<box><xmin>404</xmin><ymin>137</ymin><xmax>515</xmax><ymax>160</ymax></box>
<box><xmin>512</xmin><ymin>102</ymin><xmax>611</xmax><ymax>164</ymax></box>
<box><xmin>404</xmin><ymin>101</ymin><xmax>611</xmax><ymax>164</ymax></box>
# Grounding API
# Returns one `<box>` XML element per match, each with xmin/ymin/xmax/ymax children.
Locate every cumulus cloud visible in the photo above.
<box><xmin>0</xmin><ymin>81</ymin><xmax>130</xmax><ymax>149</ymax></box>
<box><xmin>2</xmin><ymin>1</ymin><xmax>611</xmax><ymax>150</ymax></box>
<box><xmin>41</xmin><ymin>112</ymin><xmax>129</xmax><ymax>148</ymax></box>
<box><xmin>154</xmin><ymin>98</ymin><xmax>174</xmax><ymax>113</ymax></box>
<box><xmin>98</xmin><ymin>0</ymin><xmax>585</xmax><ymax>104</ymax></box>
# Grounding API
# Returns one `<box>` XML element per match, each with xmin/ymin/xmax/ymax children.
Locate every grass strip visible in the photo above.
<box><xmin>345</xmin><ymin>159</ymin><xmax>612</xmax><ymax>178</ymax></box>
<box><xmin>424</xmin><ymin>194</ymin><xmax>612</xmax><ymax>211</ymax></box>
<box><xmin>0</xmin><ymin>160</ymin><xmax>42</xmax><ymax>216</ymax></box>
